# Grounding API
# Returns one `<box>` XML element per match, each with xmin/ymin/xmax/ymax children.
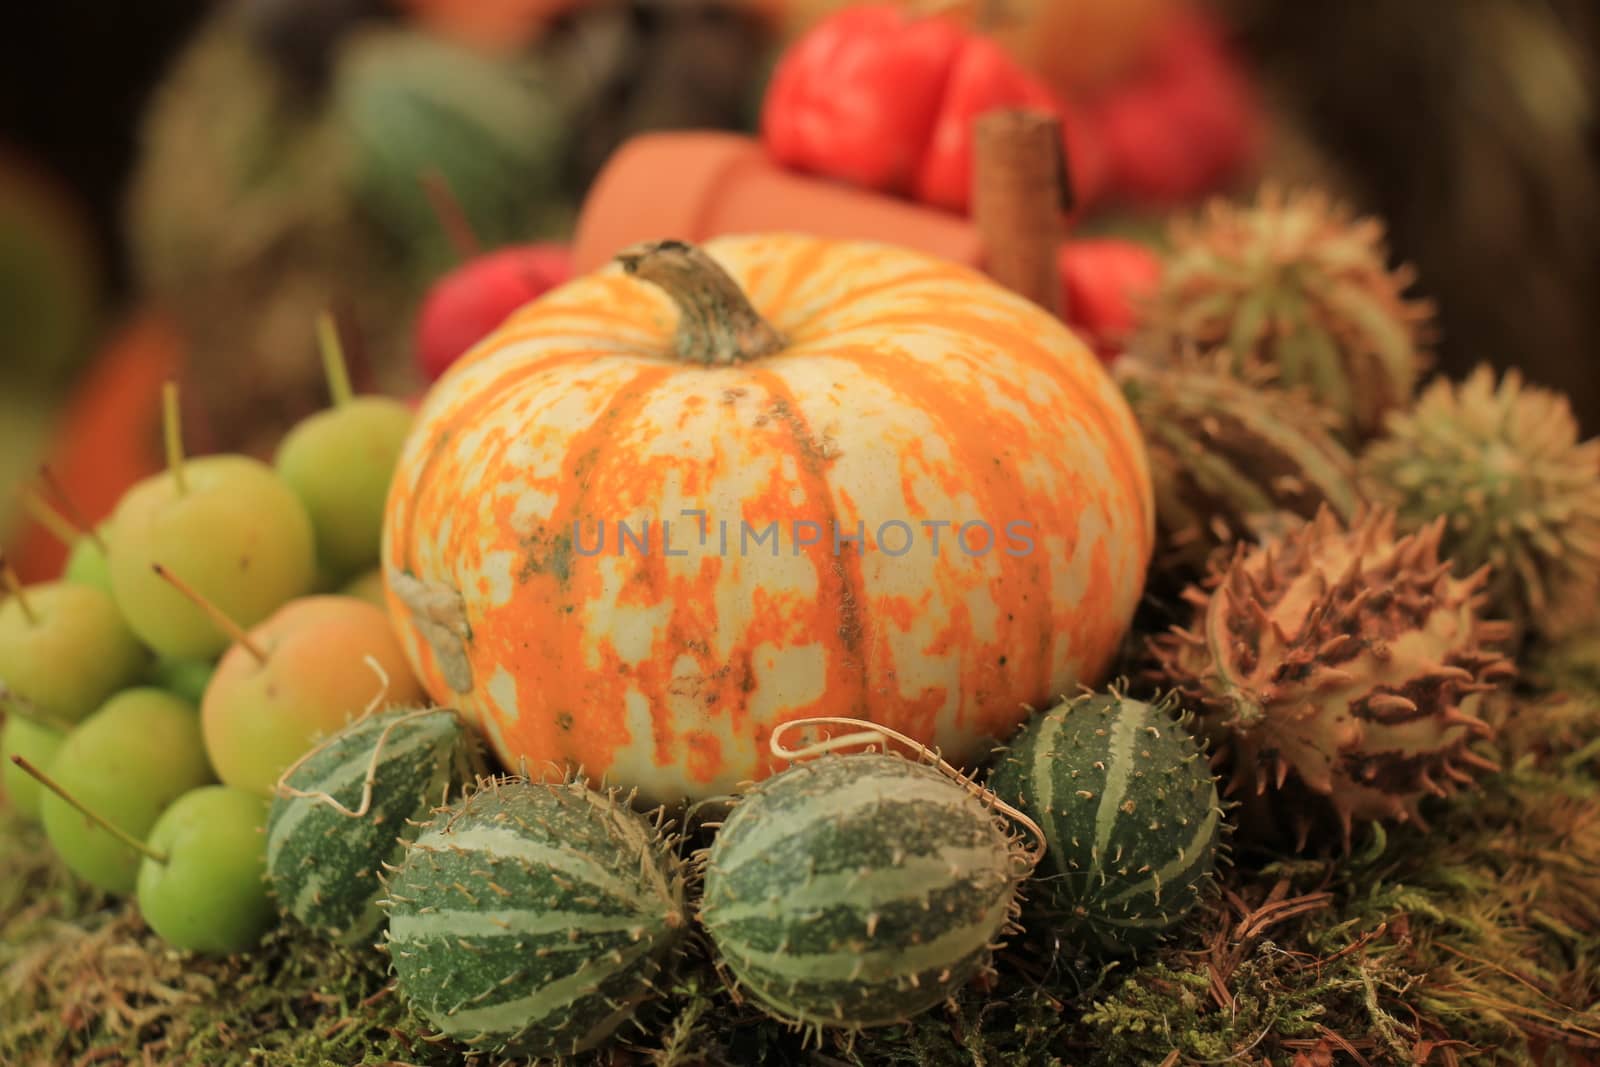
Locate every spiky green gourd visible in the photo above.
<box><xmin>1149</xmin><ymin>506</ymin><xmax>1516</xmax><ymax>849</ymax></box>
<box><xmin>987</xmin><ymin>690</ymin><xmax>1223</xmax><ymax>952</ymax></box>
<box><xmin>1137</xmin><ymin>187</ymin><xmax>1431</xmax><ymax>442</ymax></box>
<box><xmin>1361</xmin><ymin>365</ymin><xmax>1600</xmax><ymax>639</ymax></box>
<box><xmin>1117</xmin><ymin>352</ymin><xmax>1364</xmax><ymax>572</ymax></box>
<box><xmin>381</xmin><ymin>777</ymin><xmax>686</xmax><ymax>1057</ymax></box>
<box><xmin>265</xmin><ymin>706</ymin><xmax>481</xmax><ymax>943</ymax></box>
<box><xmin>698</xmin><ymin>753</ymin><xmax>1030</xmax><ymax>1035</ymax></box>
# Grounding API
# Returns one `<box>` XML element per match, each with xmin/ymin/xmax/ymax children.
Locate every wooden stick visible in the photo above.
<box><xmin>163</xmin><ymin>381</ymin><xmax>187</xmax><ymax>496</ymax></box>
<box><xmin>972</xmin><ymin>108</ymin><xmax>1069</xmax><ymax>317</ymax></box>
<box><xmin>10</xmin><ymin>756</ymin><xmax>169</xmax><ymax>864</ymax></box>
<box><xmin>316</xmin><ymin>310</ymin><xmax>355</xmax><ymax>408</ymax></box>
<box><xmin>18</xmin><ymin>487</ymin><xmax>79</xmax><ymax>549</ymax></box>
<box><xmin>0</xmin><ymin>683</ymin><xmax>75</xmax><ymax>733</ymax></box>
<box><xmin>419</xmin><ymin>168</ymin><xmax>483</xmax><ymax>262</ymax></box>
<box><xmin>151</xmin><ymin>563</ymin><xmax>268</xmax><ymax>664</ymax></box>
<box><xmin>38</xmin><ymin>466</ymin><xmax>106</xmax><ymax>550</ymax></box>
<box><xmin>0</xmin><ymin>551</ymin><xmax>36</xmax><ymax>625</ymax></box>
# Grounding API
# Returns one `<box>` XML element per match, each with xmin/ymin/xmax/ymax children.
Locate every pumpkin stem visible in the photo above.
<box><xmin>616</xmin><ymin>241</ymin><xmax>786</xmax><ymax>366</ymax></box>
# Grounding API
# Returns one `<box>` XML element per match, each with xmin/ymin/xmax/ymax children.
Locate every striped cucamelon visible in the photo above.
<box><xmin>265</xmin><ymin>705</ymin><xmax>481</xmax><ymax>942</ymax></box>
<box><xmin>381</xmin><ymin>776</ymin><xmax>688</xmax><ymax>1057</ymax></box>
<box><xmin>698</xmin><ymin>753</ymin><xmax>1031</xmax><ymax>1035</ymax></box>
<box><xmin>988</xmin><ymin>689</ymin><xmax>1224</xmax><ymax>952</ymax></box>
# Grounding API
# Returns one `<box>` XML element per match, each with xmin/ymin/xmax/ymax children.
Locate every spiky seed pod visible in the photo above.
<box><xmin>697</xmin><ymin>753</ymin><xmax>1031</xmax><ymax>1037</ymax></box>
<box><xmin>1117</xmin><ymin>351</ymin><xmax>1364</xmax><ymax>573</ymax></box>
<box><xmin>1148</xmin><ymin>506</ymin><xmax>1517</xmax><ymax>848</ymax></box>
<box><xmin>1360</xmin><ymin>365</ymin><xmax>1600</xmax><ymax>640</ymax></box>
<box><xmin>987</xmin><ymin>688</ymin><xmax>1224</xmax><ymax>953</ymax></box>
<box><xmin>380</xmin><ymin>776</ymin><xmax>687</xmax><ymax>1058</ymax></box>
<box><xmin>265</xmin><ymin>706</ymin><xmax>482</xmax><ymax>943</ymax></box>
<box><xmin>1136</xmin><ymin>187</ymin><xmax>1432</xmax><ymax>442</ymax></box>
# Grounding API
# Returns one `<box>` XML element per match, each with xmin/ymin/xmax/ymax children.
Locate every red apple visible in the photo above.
<box><xmin>414</xmin><ymin>243</ymin><xmax>573</xmax><ymax>382</ymax></box>
<box><xmin>1087</xmin><ymin>9</ymin><xmax>1263</xmax><ymax>205</ymax></box>
<box><xmin>1058</xmin><ymin>239</ymin><xmax>1162</xmax><ymax>362</ymax></box>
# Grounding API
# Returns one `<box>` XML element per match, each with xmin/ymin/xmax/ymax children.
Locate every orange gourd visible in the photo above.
<box><xmin>383</xmin><ymin>234</ymin><xmax>1153</xmax><ymax>803</ymax></box>
<box><xmin>13</xmin><ymin>309</ymin><xmax>180</xmax><ymax>582</ymax></box>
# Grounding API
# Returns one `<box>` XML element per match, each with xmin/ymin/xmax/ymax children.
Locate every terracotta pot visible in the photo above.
<box><xmin>570</xmin><ymin>131</ymin><xmax>984</xmax><ymax>274</ymax></box>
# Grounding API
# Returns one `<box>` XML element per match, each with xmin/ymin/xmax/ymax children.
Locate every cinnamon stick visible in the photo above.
<box><xmin>972</xmin><ymin>108</ymin><xmax>1070</xmax><ymax>316</ymax></box>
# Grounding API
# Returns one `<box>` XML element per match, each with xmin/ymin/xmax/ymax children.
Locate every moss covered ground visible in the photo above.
<box><xmin>2</xmin><ymin>689</ymin><xmax>1596</xmax><ymax>1067</ymax></box>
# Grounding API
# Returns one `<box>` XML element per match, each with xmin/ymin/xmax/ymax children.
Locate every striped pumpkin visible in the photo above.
<box><xmin>987</xmin><ymin>689</ymin><xmax>1223</xmax><ymax>951</ymax></box>
<box><xmin>383</xmin><ymin>235</ymin><xmax>1154</xmax><ymax>805</ymax></box>
<box><xmin>698</xmin><ymin>752</ymin><xmax>1028</xmax><ymax>1032</ymax></box>
<box><xmin>381</xmin><ymin>776</ymin><xmax>687</xmax><ymax>1056</ymax></box>
<box><xmin>265</xmin><ymin>706</ymin><xmax>481</xmax><ymax>942</ymax></box>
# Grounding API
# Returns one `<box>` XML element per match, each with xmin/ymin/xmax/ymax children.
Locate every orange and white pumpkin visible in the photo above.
<box><xmin>383</xmin><ymin>234</ymin><xmax>1153</xmax><ymax>804</ymax></box>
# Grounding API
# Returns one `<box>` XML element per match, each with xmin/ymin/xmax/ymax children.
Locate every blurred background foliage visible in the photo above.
<box><xmin>1</xmin><ymin>0</ymin><xmax>1596</xmax><ymax>572</ymax></box>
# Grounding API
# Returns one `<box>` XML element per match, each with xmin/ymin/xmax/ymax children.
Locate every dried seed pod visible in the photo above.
<box><xmin>1136</xmin><ymin>187</ymin><xmax>1432</xmax><ymax>442</ymax></box>
<box><xmin>1361</xmin><ymin>364</ymin><xmax>1600</xmax><ymax>640</ymax></box>
<box><xmin>1149</xmin><ymin>506</ymin><xmax>1516</xmax><ymax>848</ymax></box>
<box><xmin>1118</xmin><ymin>351</ymin><xmax>1364</xmax><ymax>574</ymax></box>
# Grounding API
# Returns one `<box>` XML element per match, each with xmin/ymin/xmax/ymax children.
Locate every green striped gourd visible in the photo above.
<box><xmin>1117</xmin><ymin>351</ymin><xmax>1364</xmax><ymax>573</ymax></box>
<box><xmin>698</xmin><ymin>753</ymin><xmax>1031</xmax><ymax>1035</ymax></box>
<box><xmin>266</xmin><ymin>706</ymin><xmax>480</xmax><ymax>942</ymax></box>
<box><xmin>381</xmin><ymin>777</ymin><xmax>687</xmax><ymax>1057</ymax></box>
<box><xmin>988</xmin><ymin>689</ymin><xmax>1223</xmax><ymax>952</ymax></box>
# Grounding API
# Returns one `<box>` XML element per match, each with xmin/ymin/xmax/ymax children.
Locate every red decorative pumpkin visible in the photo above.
<box><xmin>383</xmin><ymin>234</ymin><xmax>1153</xmax><ymax>803</ymax></box>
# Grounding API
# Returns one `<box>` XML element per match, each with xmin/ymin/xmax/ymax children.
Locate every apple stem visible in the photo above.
<box><xmin>0</xmin><ymin>553</ymin><xmax>37</xmax><ymax>626</ymax></box>
<box><xmin>150</xmin><ymin>563</ymin><xmax>269</xmax><ymax>665</ymax></box>
<box><xmin>10</xmin><ymin>755</ymin><xmax>170</xmax><ymax>864</ymax></box>
<box><xmin>316</xmin><ymin>311</ymin><xmax>355</xmax><ymax>409</ymax></box>
<box><xmin>38</xmin><ymin>466</ymin><xmax>107</xmax><ymax>551</ymax></box>
<box><xmin>163</xmin><ymin>381</ymin><xmax>188</xmax><ymax>497</ymax></box>
<box><xmin>0</xmin><ymin>684</ymin><xmax>74</xmax><ymax>733</ymax></box>
<box><xmin>418</xmin><ymin>168</ymin><xmax>483</xmax><ymax>262</ymax></box>
<box><xmin>18</xmin><ymin>487</ymin><xmax>79</xmax><ymax>550</ymax></box>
